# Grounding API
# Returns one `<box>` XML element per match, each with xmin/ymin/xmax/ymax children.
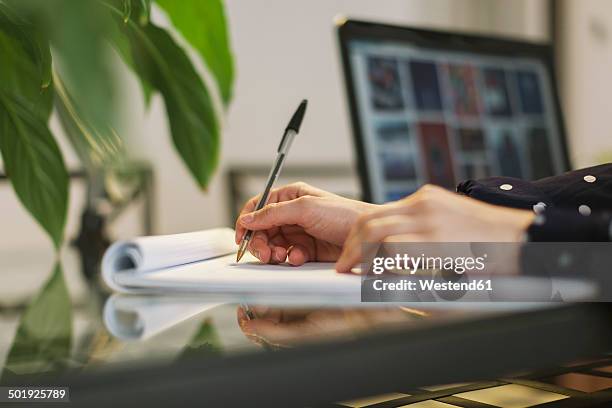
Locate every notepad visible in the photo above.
<box><xmin>102</xmin><ymin>228</ymin><xmax>361</xmax><ymax>295</ymax></box>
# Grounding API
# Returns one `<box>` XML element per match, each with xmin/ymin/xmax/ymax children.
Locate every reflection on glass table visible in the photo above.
<box><xmin>1</xmin><ymin>281</ymin><xmax>498</xmax><ymax>382</ymax></box>
<box><xmin>1</xmin><ymin>279</ymin><xmax>599</xmax><ymax>382</ymax></box>
<box><xmin>1</xmin><ymin>276</ymin><xmax>610</xmax><ymax>407</ymax></box>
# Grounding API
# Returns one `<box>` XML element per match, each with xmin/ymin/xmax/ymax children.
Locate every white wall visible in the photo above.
<box><xmin>557</xmin><ymin>0</ymin><xmax>612</xmax><ymax>167</ymax></box>
<box><xmin>121</xmin><ymin>0</ymin><xmax>550</xmax><ymax>236</ymax></box>
<box><xmin>0</xmin><ymin>0</ymin><xmax>549</xmax><ymax>269</ymax></box>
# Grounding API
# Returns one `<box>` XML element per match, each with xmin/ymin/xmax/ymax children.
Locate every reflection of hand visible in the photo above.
<box><xmin>235</xmin><ymin>182</ymin><xmax>376</xmax><ymax>265</ymax></box>
<box><xmin>236</xmin><ymin>305</ymin><xmax>425</xmax><ymax>348</ymax></box>
<box><xmin>336</xmin><ymin>185</ymin><xmax>534</xmax><ymax>273</ymax></box>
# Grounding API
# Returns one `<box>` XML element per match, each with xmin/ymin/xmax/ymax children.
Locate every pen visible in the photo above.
<box><xmin>240</xmin><ymin>303</ymin><xmax>255</xmax><ymax>320</ymax></box>
<box><xmin>236</xmin><ymin>99</ymin><xmax>308</xmax><ymax>262</ymax></box>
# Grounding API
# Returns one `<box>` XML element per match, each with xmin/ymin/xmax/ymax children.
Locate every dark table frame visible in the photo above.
<box><xmin>20</xmin><ymin>303</ymin><xmax>610</xmax><ymax>407</ymax></box>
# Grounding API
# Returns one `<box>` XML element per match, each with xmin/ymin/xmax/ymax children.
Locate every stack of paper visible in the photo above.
<box><xmin>102</xmin><ymin>228</ymin><xmax>361</xmax><ymax>295</ymax></box>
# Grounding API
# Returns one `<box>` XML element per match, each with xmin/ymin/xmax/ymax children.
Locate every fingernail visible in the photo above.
<box><xmin>242</xmin><ymin>214</ymin><xmax>254</xmax><ymax>224</ymax></box>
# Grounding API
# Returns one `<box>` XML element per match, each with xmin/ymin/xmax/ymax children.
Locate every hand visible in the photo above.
<box><xmin>236</xmin><ymin>305</ymin><xmax>428</xmax><ymax>348</ymax></box>
<box><xmin>235</xmin><ymin>182</ymin><xmax>376</xmax><ymax>265</ymax></box>
<box><xmin>336</xmin><ymin>185</ymin><xmax>535</xmax><ymax>273</ymax></box>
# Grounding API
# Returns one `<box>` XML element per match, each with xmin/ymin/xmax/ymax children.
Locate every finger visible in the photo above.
<box><xmin>270</xmin><ymin>246</ymin><xmax>288</xmax><ymax>264</ymax></box>
<box><xmin>287</xmin><ymin>244</ymin><xmax>310</xmax><ymax>266</ymax></box>
<box><xmin>235</xmin><ymin>183</ymin><xmax>326</xmax><ymax>243</ymax></box>
<box><xmin>234</xmin><ymin>182</ymin><xmax>329</xmax><ymax>243</ymax></box>
<box><xmin>235</xmin><ymin>225</ymin><xmax>245</xmax><ymax>244</ymax></box>
<box><xmin>268</xmin><ymin>234</ymin><xmax>290</xmax><ymax>264</ymax></box>
<box><xmin>237</xmin><ymin>307</ymin><xmax>248</xmax><ymax>328</ymax></box>
<box><xmin>337</xmin><ymin>232</ymin><xmax>428</xmax><ymax>274</ymax></box>
<box><xmin>237</xmin><ymin>184</ymin><xmax>299</xmax><ymax>221</ymax></box>
<box><xmin>250</xmin><ymin>232</ymin><xmax>289</xmax><ymax>264</ymax></box>
<box><xmin>249</xmin><ymin>231</ymin><xmax>272</xmax><ymax>263</ymax></box>
<box><xmin>235</xmin><ymin>195</ymin><xmax>262</xmax><ymax>243</ymax></box>
<box><xmin>238</xmin><ymin>198</ymin><xmax>310</xmax><ymax>231</ymax></box>
<box><xmin>249</xmin><ymin>305</ymin><xmax>275</xmax><ymax>318</ymax></box>
<box><xmin>337</xmin><ymin>221</ymin><xmax>368</xmax><ymax>271</ymax></box>
<box><xmin>336</xmin><ymin>216</ymin><xmax>426</xmax><ymax>273</ymax></box>
<box><xmin>335</xmin><ymin>239</ymin><xmax>363</xmax><ymax>274</ymax></box>
<box><xmin>337</xmin><ymin>216</ymin><xmax>407</xmax><ymax>273</ymax></box>
<box><xmin>235</xmin><ymin>188</ymin><xmax>286</xmax><ymax>243</ymax></box>
<box><xmin>280</xmin><ymin>228</ymin><xmax>319</xmax><ymax>262</ymax></box>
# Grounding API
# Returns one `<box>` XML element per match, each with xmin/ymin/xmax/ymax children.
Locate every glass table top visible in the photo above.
<box><xmin>0</xmin><ymin>246</ymin><xmax>609</xmax><ymax>407</ymax></box>
<box><xmin>0</xmin><ymin>253</ymin><xmax>530</xmax><ymax>381</ymax></box>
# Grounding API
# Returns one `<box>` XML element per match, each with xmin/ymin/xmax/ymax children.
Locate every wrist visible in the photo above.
<box><xmin>506</xmin><ymin>209</ymin><xmax>536</xmax><ymax>241</ymax></box>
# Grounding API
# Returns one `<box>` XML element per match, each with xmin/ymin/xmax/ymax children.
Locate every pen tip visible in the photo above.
<box><xmin>236</xmin><ymin>243</ymin><xmax>246</xmax><ymax>262</ymax></box>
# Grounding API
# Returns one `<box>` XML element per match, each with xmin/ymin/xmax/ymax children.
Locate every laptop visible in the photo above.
<box><xmin>337</xmin><ymin>19</ymin><xmax>570</xmax><ymax>203</ymax></box>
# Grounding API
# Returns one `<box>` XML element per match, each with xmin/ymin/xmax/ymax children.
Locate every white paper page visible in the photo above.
<box><xmin>102</xmin><ymin>229</ymin><xmax>237</xmax><ymax>292</ymax></box>
<box><xmin>113</xmin><ymin>254</ymin><xmax>362</xmax><ymax>296</ymax></box>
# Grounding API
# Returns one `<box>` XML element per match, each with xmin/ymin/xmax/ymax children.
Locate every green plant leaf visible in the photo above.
<box><xmin>1</xmin><ymin>264</ymin><xmax>72</xmax><ymax>380</ymax></box>
<box><xmin>0</xmin><ymin>29</ymin><xmax>67</xmax><ymax>249</ymax></box>
<box><xmin>0</xmin><ymin>1</ymin><xmax>52</xmax><ymax>92</ymax></box>
<box><xmin>50</xmin><ymin>0</ymin><xmax>117</xmax><ymax>134</ymax></box>
<box><xmin>122</xmin><ymin>0</ymin><xmax>132</xmax><ymax>23</ymax></box>
<box><xmin>0</xmin><ymin>97</ymin><xmax>69</xmax><ymax>248</ymax></box>
<box><xmin>6</xmin><ymin>0</ymin><xmax>117</xmax><ymax>134</ymax></box>
<box><xmin>179</xmin><ymin>318</ymin><xmax>222</xmax><ymax>360</ymax></box>
<box><xmin>156</xmin><ymin>0</ymin><xmax>234</xmax><ymax>106</ymax></box>
<box><xmin>110</xmin><ymin>6</ymin><xmax>220</xmax><ymax>188</ymax></box>
<box><xmin>138</xmin><ymin>0</ymin><xmax>151</xmax><ymax>25</ymax></box>
<box><xmin>106</xmin><ymin>12</ymin><xmax>154</xmax><ymax>107</ymax></box>
<box><xmin>0</xmin><ymin>3</ymin><xmax>53</xmax><ymax>118</ymax></box>
<box><xmin>54</xmin><ymin>71</ymin><xmax>125</xmax><ymax>172</ymax></box>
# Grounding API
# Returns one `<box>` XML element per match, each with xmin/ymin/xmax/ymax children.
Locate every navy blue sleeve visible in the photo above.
<box><xmin>456</xmin><ymin>164</ymin><xmax>612</xmax><ymax>242</ymax></box>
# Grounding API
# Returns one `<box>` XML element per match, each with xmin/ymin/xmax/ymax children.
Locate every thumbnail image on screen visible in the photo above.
<box><xmin>445</xmin><ymin>64</ymin><xmax>481</xmax><ymax>117</ymax></box>
<box><xmin>455</xmin><ymin>128</ymin><xmax>491</xmax><ymax>180</ymax></box>
<box><xmin>350</xmin><ymin>39</ymin><xmax>565</xmax><ymax>203</ymax></box>
<box><xmin>367</xmin><ymin>57</ymin><xmax>405</xmax><ymax>111</ymax></box>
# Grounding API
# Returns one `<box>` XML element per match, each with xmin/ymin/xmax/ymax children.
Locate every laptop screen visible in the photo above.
<box><xmin>340</xmin><ymin>21</ymin><xmax>568</xmax><ymax>203</ymax></box>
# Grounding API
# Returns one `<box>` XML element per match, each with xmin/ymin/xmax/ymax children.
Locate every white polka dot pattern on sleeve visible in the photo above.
<box><xmin>583</xmin><ymin>175</ymin><xmax>597</xmax><ymax>183</ymax></box>
<box><xmin>499</xmin><ymin>183</ymin><xmax>513</xmax><ymax>191</ymax></box>
<box><xmin>578</xmin><ymin>204</ymin><xmax>591</xmax><ymax>216</ymax></box>
<box><xmin>532</xmin><ymin>202</ymin><xmax>547</xmax><ymax>214</ymax></box>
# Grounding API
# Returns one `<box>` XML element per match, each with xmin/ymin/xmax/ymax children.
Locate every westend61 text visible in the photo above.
<box><xmin>372</xmin><ymin>279</ymin><xmax>493</xmax><ymax>292</ymax></box>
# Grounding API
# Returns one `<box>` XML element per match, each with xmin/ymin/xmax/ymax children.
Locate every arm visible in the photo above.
<box><xmin>455</xmin><ymin>164</ymin><xmax>612</xmax><ymax>298</ymax></box>
<box><xmin>457</xmin><ymin>163</ymin><xmax>612</xmax><ymax>242</ymax></box>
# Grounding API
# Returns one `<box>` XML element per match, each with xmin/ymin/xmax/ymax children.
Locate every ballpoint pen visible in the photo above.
<box><xmin>240</xmin><ymin>303</ymin><xmax>255</xmax><ymax>320</ymax></box>
<box><xmin>236</xmin><ymin>99</ymin><xmax>308</xmax><ymax>262</ymax></box>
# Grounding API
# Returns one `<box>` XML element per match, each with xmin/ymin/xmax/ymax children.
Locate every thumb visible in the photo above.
<box><xmin>238</xmin><ymin>197</ymin><xmax>310</xmax><ymax>230</ymax></box>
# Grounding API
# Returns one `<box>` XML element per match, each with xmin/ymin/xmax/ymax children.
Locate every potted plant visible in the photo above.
<box><xmin>0</xmin><ymin>0</ymin><xmax>234</xmax><ymax>273</ymax></box>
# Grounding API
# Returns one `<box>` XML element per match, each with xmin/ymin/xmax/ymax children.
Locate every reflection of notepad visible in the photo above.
<box><xmin>102</xmin><ymin>228</ymin><xmax>360</xmax><ymax>294</ymax></box>
<box><xmin>103</xmin><ymin>295</ymin><xmax>217</xmax><ymax>340</ymax></box>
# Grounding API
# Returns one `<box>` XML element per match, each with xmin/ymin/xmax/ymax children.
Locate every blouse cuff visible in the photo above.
<box><xmin>525</xmin><ymin>210</ymin><xmax>612</xmax><ymax>242</ymax></box>
<box><xmin>456</xmin><ymin>177</ymin><xmax>549</xmax><ymax>210</ymax></box>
